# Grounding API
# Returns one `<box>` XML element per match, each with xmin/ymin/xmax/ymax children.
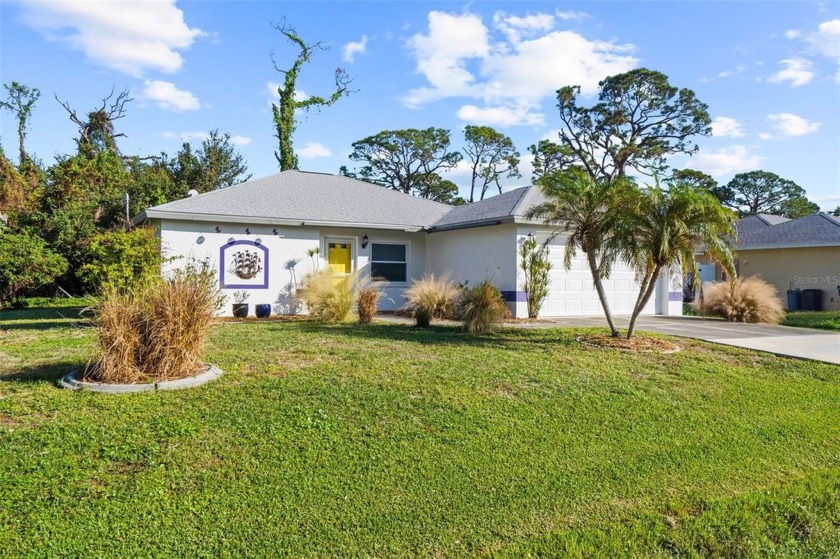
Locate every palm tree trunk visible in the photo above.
<box><xmin>627</xmin><ymin>264</ymin><xmax>663</xmax><ymax>339</ymax></box>
<box><xmin>587</xmin><ymin>251</ymin><xmax>620</xmax><ymax>337</ymax></box>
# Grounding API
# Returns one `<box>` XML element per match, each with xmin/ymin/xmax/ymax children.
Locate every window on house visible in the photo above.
<box><xmin>370</xmin><ymin>243</ymin><xmax>407</xmax><ymax>282</ymax></box>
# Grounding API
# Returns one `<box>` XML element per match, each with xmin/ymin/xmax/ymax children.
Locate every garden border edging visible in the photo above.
<box><xmin>58</xmin><ymin>365</ymin><xmax>222</xmax><ymax>393</ymax></box>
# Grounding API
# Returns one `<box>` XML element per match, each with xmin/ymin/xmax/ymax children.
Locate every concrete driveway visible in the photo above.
<box><xmin>543</xmin><ymin>315</ymin><xmax>840</xmax><ymax>365</ymax></box>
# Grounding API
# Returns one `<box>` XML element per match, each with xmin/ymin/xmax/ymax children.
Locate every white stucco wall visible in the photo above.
<box><xmin>158</xmin><ymin>219</ymin><xmax>426</xmax><ymax>316</ymax></box>
<box><xmin>425</xmin><ymin>223</ymin><xmax>519</xmax><ymax>314</ymax></box>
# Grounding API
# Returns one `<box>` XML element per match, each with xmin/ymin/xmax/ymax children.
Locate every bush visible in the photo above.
<box><xmin>459</xmin><ymin>281</ymin><xmax>509</xmax><ymax>334</ymax></box>
<box><xmin>90</xmin><ymin>264</ymin><xmax>220</xmax><ymax>384</ymax></box>
<box><xmin>299</xmin><ymin>270</ymin><xmax>355</xmax><ymax>322</ymax></box>
<box><xmin>519</xmin><ymin>236</ymin><xmax>552</xmax><ymax>318</ymax></box>
<box><xmin>404</xmin><ymin>273</ymin><xmax>458</xmax><ymax>328</ymax></box>
<box><xmin>695</xmin><ymin>276</ymin><xmax>784</xmax><ymax>324</ymax></box>
<box><xmin>0</xmin><ymin>230</ymin><xmax>67</xmax><ymax>308</ymax></box>
<box><xmin>356</xmin><ymin>284</ymin><xmax>382</xmax><ymax>325</ymax></box>
<box><xmin>79</xmin><ymin>226</ymin><xmax>161</xmax><ymax>291</ymax></box>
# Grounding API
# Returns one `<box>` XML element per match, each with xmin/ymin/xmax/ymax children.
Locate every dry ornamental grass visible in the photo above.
<box><xmin>696</xmin><ymin>276</ymin><xmax>785</xmax><ymax>324</ymax></box>
<box><xmin>88</xmin><ymin>268</ymin><xmax>220</xmax><ymax>384</ymax></box>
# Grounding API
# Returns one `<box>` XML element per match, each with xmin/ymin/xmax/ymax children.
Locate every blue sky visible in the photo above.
<box><xmin>1</xmin><ymin>1</ymin><xmax>838</xmax><ymax>208</ymax></box>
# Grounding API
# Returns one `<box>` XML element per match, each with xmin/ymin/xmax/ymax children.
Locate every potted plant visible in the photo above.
<box><xmin>232</xmin><ymin>290</ymin><xmax>249</xmax><ymax>318</ymax></box>
<box><xmin>255</xmin><ymin>303</ymin><xmax>271</xmax><ymax>318</ymax></box>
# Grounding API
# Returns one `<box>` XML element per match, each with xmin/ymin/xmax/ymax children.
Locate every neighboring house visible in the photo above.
<box><xmin>697</xmin><ymin>213</ymin><xmax>840</xmax><ymax>310</ymax></box>
<box><xmin>135</xmin><ymin>170</ymin><xmax>682</xmax><ymax>317</ymax></box>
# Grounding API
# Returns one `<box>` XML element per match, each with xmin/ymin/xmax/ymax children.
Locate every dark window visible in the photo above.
<box><xmin>370</xmin><ymin>243</ymin><xmax>407</xmax><ymax>282</ymax></box>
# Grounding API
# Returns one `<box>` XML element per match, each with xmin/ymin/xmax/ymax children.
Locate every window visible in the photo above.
<box><xmin>370</xmin><ymin>243</ymin><xmax>407</xmax><ymax>282</ymax></box>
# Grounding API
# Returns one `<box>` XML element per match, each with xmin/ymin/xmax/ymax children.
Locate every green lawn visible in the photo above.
<box><xmin>783</xmin><ymin>310</ymin><xmax>840</xmax><ymax>332</ymax></box>
<box><xmin>1</xmin><ymin>308</ymin><xmax>839</xmax><ymax>558</ymax></box>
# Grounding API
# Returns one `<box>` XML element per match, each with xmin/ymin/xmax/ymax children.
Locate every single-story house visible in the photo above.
<box><xmin>696</xmin><ymin>213</ymin><xmax>840</xmax><ymax>310</ymax></box>
<box><xmin>134</xmin><ymin>170</ymin><xmax>683</xmax><ymax>317</ymax></box>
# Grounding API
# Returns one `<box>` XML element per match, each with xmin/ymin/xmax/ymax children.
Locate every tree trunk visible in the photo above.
<box><xmin>587</xmin><ymin>251</ymin><xmax>620</xmax><ymax>337</ymax></box>
<box><xmin>626</xmin><ymin>264</ymin><xmax>663</xmax><ymax>339</ymax></box>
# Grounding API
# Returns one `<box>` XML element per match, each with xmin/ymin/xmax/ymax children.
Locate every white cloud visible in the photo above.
<box><xmin>142</xmin><ymin>80</ymin><xmax>201</xmax><ymax>111</ymax></box>
<box><xmin>297</xmin><ymin>142</ymin><xmax>332</xmax><ymax>158</ymax></box>
<box><xmin>162</xmin><ymin>131</ymin><xmax>251</xmax><ymax>145</ymax></box>
<box><xmin>456</xmin><ymin>104</ymin><xmax>544</xmax><ymax>126</ymax></box>
<box><xmin>343</xmin><ymin>35</ymin><xmax>369</xmax><ymax>63</ymax></box>
<box><xmin>784</xmin><ymin>29</ymin><xmax>801</xmax><ymax>39</ymax></box>
<box><xmin>493</xmin><ymin>11</ymin><xmax>555</xmax><ymax>43</ymax></box>
<box><xmin>711</xmin><ymin>116</ymin><xmax>745</xmax><ymax>137</ymax></box>
<box><xmin>403</xmin><ymin>10</ymin><xmax>638</xmax><ymax>126</ymax></box>
<box><xmin>809</xmin><ymin>19</ymin><xmax>840</xmax><ymax>58</ymax></box>
<box><xmin>555</xmin><ymin>10</ymin><xmax>590</xmax><ymax>21</ymax></box>
<box><xmin>758</xmin><ymin>132</ymin><xmax>773</xmax><ymax>140</ymax></box>
<box><xmin>767</xmin><ymin>113</ymin><xmax>822</xmax><ymax>136</ymax></box>
<box><xmin>686</xmin><ymin>145</ymin><xmax>764</xmax><ymax>177</ymax></box>
<box><xmin>717</xmin><ymin>64</ymin><xmax>747</xmax><ymax>78</ymax></box>
<box><xmin>768</xmin><ymin>58</ymin><xmax>815</xmax><ymax>86</ymax></box>
<box><xmin>16</xmin><ymin>0</ymin><xmax>203</xmax><ymax>77</ymax></box>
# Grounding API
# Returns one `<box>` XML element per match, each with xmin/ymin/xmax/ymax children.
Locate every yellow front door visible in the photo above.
<box><xmin>327</xmin><ymin>242</ymin><xmax>352</xmax><ymax>275</ymax></box>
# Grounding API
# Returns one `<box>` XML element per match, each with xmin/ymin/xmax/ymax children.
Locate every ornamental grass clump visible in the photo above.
<box><xmin>459</xmin><ymin>280</ymin><xmax>509</xmax><ymax>334</ymax></box>
<box><xmin>89</xmin><ymin>264</ymin><xmax>221</xmax><ymax>384</ymax></box>
<box><xmin>404</xmin><ymin>273</ymin><xmax>458</xmax><ymax>327</ymax></box>
<box><xmin>300</xmin><ymin>269</ymin><xmax>356</xmax><ymax>322</ymax></box>
<box><xmin>695</xmin><ymin>276</ymin><xmax>784</xmax><ymax>324</ymax></box>
<box><xmin>356</xmin><ymin>283</ymin><xmax>382</xmax><ymax>325</ymax></box>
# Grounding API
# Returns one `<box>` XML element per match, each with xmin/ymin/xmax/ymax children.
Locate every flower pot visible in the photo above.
<box><xmin>255</xmin><ymin>304</ymin><xmax>271</xmax><ymax>318</ymax></box>
<box><xmin>232</xmin><ymin>303</ymin><xmax>249</xmax><ymax>318</ymax></box>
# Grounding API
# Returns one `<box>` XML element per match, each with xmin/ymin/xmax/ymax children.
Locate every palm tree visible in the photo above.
<box><xmin>619</xmin><ymin>180</ymin><xmax>737</xmax><ymax>339</ymax></box>
<box><xmin>526</xmin><ymin>169</ymin><xmax>635</xmax><ymax>337</ymax></box>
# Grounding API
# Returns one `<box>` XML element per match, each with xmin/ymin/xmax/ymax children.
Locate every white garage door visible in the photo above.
<box><xmin>539</xmin><ymin>237</ymin><xmax>655</xmax><ymax>317</ymax></box>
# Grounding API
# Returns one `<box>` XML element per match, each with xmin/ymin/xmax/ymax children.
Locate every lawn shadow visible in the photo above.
<box><xmin>0</xmin><ymin>307</ymin><xmax>90</xmax><ymax>331</ymax></box>
<box><xmin>0</xmin><ymin>361</ymin><xmax>84</xmax><ymax>384</ymax></box>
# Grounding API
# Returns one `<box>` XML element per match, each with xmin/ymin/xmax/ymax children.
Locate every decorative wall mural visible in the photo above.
<box><xmin>220</xmin><ymin>240</ymin><xmax>269</xmax><ymax>289</ymax></box>
<box><xmin>231</xmin><ymin>250</ymin><xmax>263</xmax><ymax>279</ymax></box>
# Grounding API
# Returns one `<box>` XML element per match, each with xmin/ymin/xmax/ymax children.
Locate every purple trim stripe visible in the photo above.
<box><xmin>501</xmin><ymin>290</ymin><xmax>527</xmax><ymax>302</ymax></box>
<box><xmin>668</xmin><ymin>291</ymin><xmax>683</xmax><ymax>302</ymax></box>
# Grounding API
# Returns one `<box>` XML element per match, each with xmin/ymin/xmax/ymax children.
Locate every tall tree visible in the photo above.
<box><xmin>670</xmin><ymin>169</ymin><xmax>722</xmax><ymax>199</ymax></box>
<box><xmin>0</xmin><ymin>81</ymin><xmax>41</xmax><ymax>165</ymax></box>
<box><xmin>271</xmin><ymin>22</ymin><xmax>352</xmax><ymax>171</ymax></box>
<box><xmin>552</xmin><ymin>68</ymin><xmax>711</xmax><ymax>180</ymax></box>
<box><xmin>529</xmin><ymin>139</ymin><xmax>575</xmax><ymax>180</ymax></box>
<box><xmin>526</xmin><ymin>169</ymin><xmax>636</xmax><ymax>337</ymax></box>
<box><xmin>618</xmin><ymin>181</ymin><xmax>737</xmax><ymax>339</ymax></box>
<box><xmin>342</xmin><ymin>128</ymin><xmax>462</xmax><ymax>202</ymax></box>
<box><xmin>779</xmin><ymin>195</ymin><xmax>820</xmax><ymax>218</ymax></box>
<box><xmin>168</xmin><ymin>130</ymin><xmax>251</xmax><ymax>194</ymax></box>
<box><xmin>462</xmin><ymin>125</ymin><xmax>520</xmax><ymax>202</ymax></box>
<box><xmin>57</xmin><ymin>88</ymin><xmax>132</xmax><ymax>157</ymax></box>
<box><xmin>718</xmin><ymin>170</ymin><xmax>808</xmax><ymax>216</ymax></box>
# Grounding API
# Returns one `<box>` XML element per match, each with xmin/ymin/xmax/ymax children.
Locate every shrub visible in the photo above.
<box><xmin>79</xmin><ymin>226</ymin><xmax>161</xmax><ymax>291</ymax></box>
<box><xmin>299</xmin><ymin>270</ymin><xmax>355</xmax><ymax>322</ymax></box>
<box><xmin>404</xmin><ymin>273</ymin><xmax>458</xmax><ymax>328</ymax></box>
<box><xmin>90</xmin><ymin>264</ymin><xmax>220</xmax><ymax>384</ymax></box>
<box><xmin>0</xmin><ymin>229</ymin><xmax>67</xmax><ymax>308</ymax></box>
<box><xmin>695</xmin><ymin>276</ymin><xmax>784</xmax><ymax>324</ymax></box>
<box><xmin>356</xmin><ymin>284</ymin><xmax>382</xmax><ymax>325</ymax></box>
<box><xmin>519</xmin><ymin>235</ymin><xmax>552</xmax><ymax>318</ymax></box>
<box><xmin>459</xmin><ymin>281</ymin><xmax>509</xmax><ymax>334</ymax></box>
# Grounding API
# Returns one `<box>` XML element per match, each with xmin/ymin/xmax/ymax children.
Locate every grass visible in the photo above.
<box><xmin>1</xmin><ymin>307</ymin><xmax>839</xmax><ymax>557</ymax></box>
<box><xmin>783</xmin><ymin>310</ymin><xmax>840</xmax><ymax>332</ymax></box>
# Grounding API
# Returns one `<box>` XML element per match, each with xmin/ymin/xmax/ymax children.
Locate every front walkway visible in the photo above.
<box><xmin>377</xmin><ymin>314</ymin><xmax>840</xmax><ymax>365</ymax></box>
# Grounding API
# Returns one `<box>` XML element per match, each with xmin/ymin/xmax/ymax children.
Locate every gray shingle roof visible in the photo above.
<box><xmin>139</xmin><ymin>170</ymin><xmax>452</xmax><ymax>231</ymax></box>
<box><xmin>428</xmin><ymin>186</ymin><xmax>547</xmax><ymax>230</ymax></box>
<box><xmin>737</xmin><ymin>213</ymin><xmax>840</xmax><ymax>249</ymax></box>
